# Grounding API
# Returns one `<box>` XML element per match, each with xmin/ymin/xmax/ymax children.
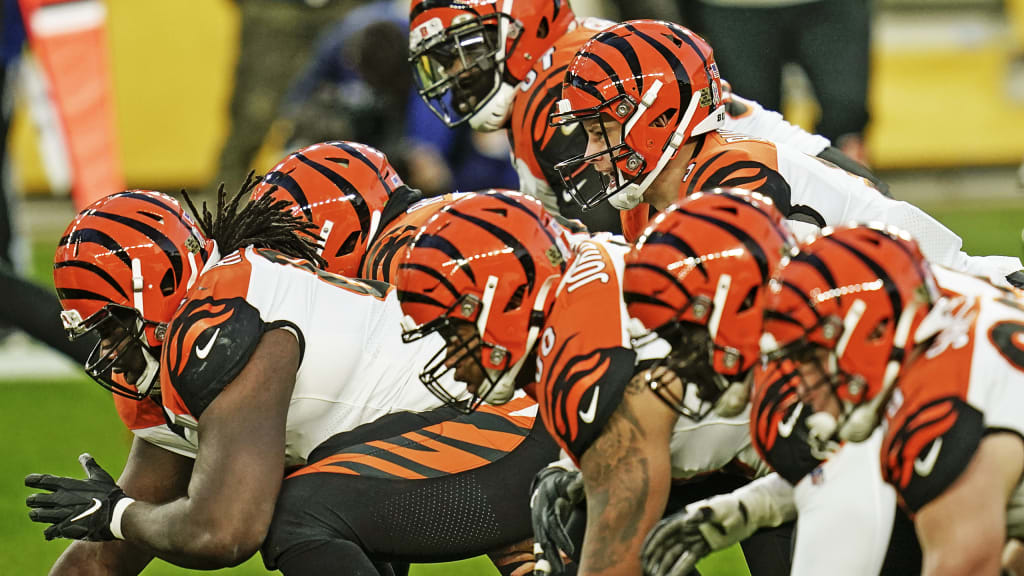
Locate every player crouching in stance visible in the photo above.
<box><xmin>397</xmin><ymin>189</ymin><xmax>796</xmax><ymax>576</ymax></box>
<box><xmin>25</xmin><ymin>184</ymin><xmax>558</xmax><ymax>575</ymax></box>
<box><xmin>760</xmin><ymin>225</ymin><xmax>1024</xmax><ymax>576</ymax></box>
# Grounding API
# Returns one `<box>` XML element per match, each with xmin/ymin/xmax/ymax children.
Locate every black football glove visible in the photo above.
<box><xmin>26</xmin><ymin>453</ymin><xmax>127</xmax><ymax>541</ymax></box>
<box><xmin>1007</xmin><ymin>270</ymin><xmax>1024</xmax><ymax>290</ymax></box>
<box><xmin>530</xmin><ymin>464</ymin><xmax>584</xmax><ymax>575</ymax></box>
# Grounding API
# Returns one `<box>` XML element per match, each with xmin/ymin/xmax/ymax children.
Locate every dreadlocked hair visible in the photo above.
<box><xmin>181</xmin><ymin>172</ymin><xmax>327</xmax><ymax>268</ymax></box>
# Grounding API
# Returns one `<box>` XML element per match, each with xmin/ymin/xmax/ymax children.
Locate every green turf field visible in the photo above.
<box><xmin>2</xmin><ymin>199</ymin><xmax>1021</xmax><ymax>574</ymax></box>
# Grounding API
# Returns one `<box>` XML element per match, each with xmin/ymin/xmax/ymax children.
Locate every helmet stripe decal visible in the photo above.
<box><xmin>565</xmin><ymin>71</ymin><xmax>606</xmax><ymax>102</ymax></box>
<box><xmin>825</xmin><ymin>235</ymin><xmax>905</xmax><ymax>321</ymax></box>
<box><xmin>680</xmin><ymin>209</ymin><xmax>770</xmax><ymax>282</ymax></box>
<box><xmin>329</xmin><ymin>141</ymin><xmax>393</xmax><ymax>195</ymax></box>
<box><xmin>489</xmin><ymin>193</ymin><xmax>562</xmax><ymax>254</ymax></box>
<box><xmin>448</xmin><ymin>206</ymin><xmax>537</xmax><ymax>291</ymax></box>
<box><xmin>626</xmin><ymin>25</ymin><xmax>692</xmax><ymax>120</ymax></box>
<box><xmin>118</xmin><ymin>191</ymin><xmax>194</xmax><ymax>233</ymax></box>
<box><xmin>54</xmin><ymin>260</ymin><xmax>130</xmax><ymax>301</ymax></box>
<box><xmin>261</xmin><ymin>170</ymin><xmax>314</xmax><ymax>221</ymax></box>
<box><xmin>411</xmin><ymin>233</ymin><xmax>477</xmax><ymax>284</ymax></box>
<box><xmin>717</xmin><ymin>192</ymin><xmax>793</xmax><ymax>245</ymax></box>
<box><xmin>623</xmin><ymin>261</ymin><xmax>693</xmax><ymax>305</ymax></box>
<box><xmin>55</xmin><ymin>287</ymin><xmax>119</xmax><ymax>304</ymax></box>
<box><xmin>296</xmin><ymin>153</ymin><xmax>372</xmax><ymax>240</ymax></box>
<box><xmin>397</xmin><ymin>261</ymin><xmax>463</xmax><ymax>301</ymax></box>
<box><xmin>60</xmin><ymin>228</ymin><xmax>133</xmax><ymax>270</ymax></box>
<box><xmin>585</xmin><ymin>41</ymin><xmax>633</xmax><ymax>95</ymax></box>
<box><xmin>641</xmin><ymin>229</ymin><xmax>708</xmax><ymax>280</ymax></box>
<box><xmin>92</xmin><ymin>211</ymin><xmax>184</xmax><ymax>286</ymax></box>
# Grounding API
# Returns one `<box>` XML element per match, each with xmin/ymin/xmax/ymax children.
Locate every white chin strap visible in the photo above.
<box><xmin>609</xmin><ymin>87</ymin><xmax>716</xmax><ymax>211</ymax></box>
<box><xmin>468</xmin><ymin>81</ymin><xmax>516</xmax><ymax>132</ymax></box>
<box><xmin>477</xmin><ymin>273</ymin><xmax>559</xmax><ymax>405</ymax></box>
<box><xmin>134</xmin><ymin>345</ymin><xmax>160</xmax><ymax>396</ymax></box>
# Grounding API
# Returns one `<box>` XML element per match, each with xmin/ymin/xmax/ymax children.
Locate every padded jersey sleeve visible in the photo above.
<box><xmin>750</xmin><ymin>361</ymin><xmax>830</xmax><ymax>485</ymax></box>
<box><xmin>535</xmin><ymin>241</ymin><xmax>637</xmax><ymax>463</ymax></box>
<box><xmin>159</xmin><ymin>259</ymin><xmax>269</xmax><ymax>422</ymax></box>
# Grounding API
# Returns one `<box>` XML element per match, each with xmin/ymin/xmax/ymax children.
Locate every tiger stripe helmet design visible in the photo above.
<box><xmin>762</xmin><ymin>224</ymin><xmax>940</xmax><ymax>442</ymax></box>
<box><xmin>550</xmin><ymin>19</ymin><xmax>726</xmax><ymax>211</ymax></box>
<box><xmin>397</xmin><ymin>190</ymin><xmax>571</xmax><ymax>412</ymax></box>
<box><xmin>54</xmin><ymin>190</ymin><xmax>213</xmax><ymax>399</ymax></box>
<box><xmin>623</xmin><ymin>188</ymin><xmax>795</xmax><ymax>420</ymax></box>
<box><xmin>251</xmin><ymin>141</ymin><xmax>402</xmax><ymax>276</ymax></box>
<box><xmin>408</xmin><ymin>0</ymin><xmax>575</xmax><ymax>130</ymax></box>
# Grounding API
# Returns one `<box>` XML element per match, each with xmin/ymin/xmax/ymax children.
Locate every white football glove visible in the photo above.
<box><xmin>641</xmin><ymin>473</ymin><xmax>796</xmax><ymax>576</ymax></box>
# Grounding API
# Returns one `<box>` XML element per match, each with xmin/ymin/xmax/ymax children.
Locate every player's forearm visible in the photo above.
<box><xmin>49</xmin><ymin>540</ymin><xmax>152</xmax><ymax>576</ymax></box>
<box><xmin>578</xmin><ymin>377</ymin><xmax>673</xmax><ymax>576</ymax></box>
<box><xmin>120</xmin><ymin>497</ymin><xmax>262</xmax><ymax>569</ymax></box>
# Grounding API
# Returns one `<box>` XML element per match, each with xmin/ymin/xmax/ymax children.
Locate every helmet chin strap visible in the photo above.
<box><xmin>468</xmin><ymin>81</ymin><xmax>516</xmax><ymax>131</ymax></box>
<box><xmin>609</xmin><ymin>86</ymin><xmax>699</xmax><ymax>211</ymax></box>
<box><xmin>134</xmin><ymin>344</ymin><xmax>160</xmax><ymax>397</ymax></box>
<box><xmin>478</xmin><ymin>273</ymin><xmax>559</xmax><ymax>405</ymax></box>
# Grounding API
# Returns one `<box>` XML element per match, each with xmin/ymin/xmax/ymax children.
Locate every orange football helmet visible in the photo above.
<box><xmin>409</xmin><ymin>0</ymin><xmax>575</xmax><ymax>130</ymax></box>
<box><xmin>762</xmin><ymin>224</ymin><xmax>939</xmax><ymax>441</ymax></box>
<box><xmin>251</xmin><ymin>141</ymin><xmax>404</xmax><ymax>276</ymax></box>
<box><xmin>549</xmin><ymin>19</ymin><xmax>725</xmax><ymax>211</ymax></box>
<box><xmin>397</xmin><ymin>190</ymin><xmax>571</xmax><ymax>411</ymax></box>
<box><xmin>54</xmin><ymin>191</ymin><xmax>213</xmax><ymax>399</ymax></box>
<box><xmin>624</xmin><ymin>188</ymin><xmax>795</xmax><ymax>419</ymax></box>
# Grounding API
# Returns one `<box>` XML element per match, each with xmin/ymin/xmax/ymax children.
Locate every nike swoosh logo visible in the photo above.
<box><xmin>914</xmin><ymin>437</ymin><xmax>943</xmax><ymax>477</ymax></box>
<box><xmin>777</xmin><ymin>402</ymin><xmax>803</xmax><ymax>439</ymax></box>
<box><xmin>196</xmin><ymin>327</ymin><xmax>220</xmax><ymax>360</ymax></box>
<box><xmin>579</xmin><ymin>386</ymin><xmax>600</xmax><ymax>424</ymax></box>
<box><xmin>70</xmin><ymin>498</ymin><xmax>102</xmax><ymax>522</ymax></box>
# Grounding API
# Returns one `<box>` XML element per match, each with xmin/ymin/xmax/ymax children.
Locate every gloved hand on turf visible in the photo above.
<box><xmin>641</xmin><ymin>473</ymin><xmax>796</xmax><ymax>576</ymax></box>
<box><xmin>530</xmin><ymin>461</ymin><xmax>585</xmax><ymax>575</ymax></box>
<box><xmin>26</xmin><ymin>453</ymin><xmax>132</xmax><ymax>541</ymax></box>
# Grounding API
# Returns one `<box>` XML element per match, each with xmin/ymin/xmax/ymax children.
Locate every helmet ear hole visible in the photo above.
<box><xmin>160</xmin><ymin>268</ymin><xmax>177</xmax><ymax>297</ymax></box>
<box><xmin>537</xmin><ymin>17</ymin><xmax>549</xmax><ymax>38</ymax></box>
<box><xmin>650</xmin><ymin>109</ymin><xmax>675</xmax><ymax>128</ymax></box>
<box><xmin>337</xmin><ymin>230</ymin><xmax>360</xmax><ymax>257</ymax></box>
<box><xmin>504</xmin><ymin>283</ymin><xmax>527</xmax><ymax>312</ymax></box>
<box><xmin>738</xmin><ymin>285</ymin><xmax>758</xmax><ymax>312</ymax></box>
<box><xmin>867</xmin><ymin>318</ymin><xmax>890</xmax><ymax>341</ymax></box>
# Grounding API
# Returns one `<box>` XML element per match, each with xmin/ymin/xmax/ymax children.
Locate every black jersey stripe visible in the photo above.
<box><xmin>296</xmin><ymin>153</ymin><xmax>372</xmax><ymax>240</ymax></box>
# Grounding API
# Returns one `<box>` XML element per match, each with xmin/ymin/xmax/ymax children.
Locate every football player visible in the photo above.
<box><xmin>550</xmin><ymin>19</ymin><xmax>1024</xmax><ymax>289</ymax></box>
<box><xmin>25</xmin><ymin>185</ymin><xmax>559</xmax><ymax>575</ymax></box>
<box><xmin>644</xmin><ymin>224</ymin><xmax>1024</xmax><ymax>576</ymax></box>
<box><xmin>407</xmin><ymin>0</ymin><xmax>887</xmax><ymax>235</ymax></box>
<box><xmin>397</xmin><ymin>189</ymin><xmax>800</xmax><ymax>576</ymax></box>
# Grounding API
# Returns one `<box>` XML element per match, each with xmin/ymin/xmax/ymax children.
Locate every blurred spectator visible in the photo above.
<box><xmin>0</xmin><ymin>0</ymin><xmax>94</xmax><ymax>363</ymax></box>
<box><xmin>283</xmin><ymin>0</ymin><xmax>518</xmax><ymax>195</ymax></box>
<box><xmin>208</xmin><ymin>0</ymin><xmax>359</xmax><ymax>194</ymax></box>
<box><xmin>690</xmin><ymin>0</ymin><xmax>872</xmax><ymax>164</ymax></box>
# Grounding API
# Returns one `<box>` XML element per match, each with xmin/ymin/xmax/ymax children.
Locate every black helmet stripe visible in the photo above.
<box><xmin>117</xmin><ymin>192</ymin><xmax>193</xmax><ymax>232</ymax></box>
<box><xmin>643</xmin><ymin>229</ymin><xmax>708</xmax><ymax>280</ymax></box>
<box><xmin>764</xmin><ymin>307</ymin><xmax>810</xmax><ymax>328</ymax></box>
<box><xmin>666</xmin><ymin>23</ymin><xmax>711</xmax><ymax>70</ymax></box>
<box><xmin>792</xmin><ymin>251</ymin><xmax>839</xmax><ymax>298</ymax></box>
<box><xmin>329</xmin><ymin>141</ymin><xmax>393</xmax><ymax>194</ymax></box>
<box><xmin>60</xmin><ymin>228</ymin><xmax>132</xmax><ymax>270</ymax></box>
<box><xmin>488</xmin><ymin>194</ymin><xmax>562</xmax><ymax>266</ymax></box>
<box><xmin>396</xmin><ymin>289</ymin><xmax>449</xmax><ymax>312</ymax></box>
<box><xmin>585</xmin><ymin>48</ymin><xmax>628</xmax><ymax>96</ymax></box>
<box><xmin>262</xmin><ymin>170</ymin><xmax>314</xmax><ymax>221</ymax></box>
<box><xmin>595</xmin><ymin>32</ymin><xmax>645</xmax><ymax>94</ymax></box>
<box><xmin>397</xmin><ymin>261</ymin><xmax>463</xmax><ymax>301</ymax></box>
<box><xmin>54</xmin><ymin>260</ymin><xmax>130</xmax><ymax>302</ymax></box>
<box><xmin>296</xmin><ymin>152</ymin><xmax>372</xmax><ymax>240</ymax></box>
<box><xmin>413</xmin><ymin>233</ymin><xmax>477</xmax><ymax>284</ymax></box>
<box><xmin>448</xmin><ymin>206</ymin><xmax>537</xmax><ymax>291</ymax></box>
<box><xmin>679</xmin><ymin>207</ymin><xmax>770</xmax><ymax>282</ymax></box>
<box><xmin>565</xmin><ymin>71</ymin><xmax>606</xmax><ymax>103</ymax></box>
<box><xmin>54</xmin><ymin>287</ymin><xmax>117</xmax><ymax>304</ymax></box>
<box><xmin>825</xmin><ymin>235</ymin><xmax>904</xmax><ymax>321</ymax></box>
<box><xmin>92</xmin><ymin>211</ymin><xmax>184</xmax><ymax>286</ymax></box>
<box><xmin>625</xmin><ymin>24</ymin><xmax>692</xmax><ymax>121</ymax></box>
<box><xmin>624</xmin><ymin>261</ymin><xmax>693</xmax><ymax>303</ymax></box>
<box><xmin>717</xmin><ymin>192</ymin><xmax>791</xmax><ymax>245</ymax></box>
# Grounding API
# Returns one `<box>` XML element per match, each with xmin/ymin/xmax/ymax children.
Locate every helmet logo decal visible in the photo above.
<box><xmin>545</xmin><ymin>245</ymin><xmax>564</xmax><ymax>267</ymax></box>
<box><xmin>185</xmin><ymin>236</ymin><xmax>201</xmax><ymax>254</ymax></box>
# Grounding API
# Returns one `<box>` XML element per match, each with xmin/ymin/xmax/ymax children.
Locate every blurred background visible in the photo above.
<box><xmin>2</xmin><ymin>0</ymin><xmax>1023</xmax><ymax>574</ymax></box>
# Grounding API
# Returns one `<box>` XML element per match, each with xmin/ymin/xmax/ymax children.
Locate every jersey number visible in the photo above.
<box><xmin>990</xmin><ymin>321</ymin><xmax>1024</xmax><ymax>371</ymax></box>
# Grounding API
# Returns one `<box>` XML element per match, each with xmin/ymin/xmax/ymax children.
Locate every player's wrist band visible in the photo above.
<box><xmin>111</xmin><ymin>497</ymin><xmax>136</xmax><ymax>540</ymax></box>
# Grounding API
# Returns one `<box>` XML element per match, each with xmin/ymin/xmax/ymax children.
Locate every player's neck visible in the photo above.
<box><xmin>644</xmin><ymin>139</ymin><xmax>699</xmax><ymax>211</ymax></box>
